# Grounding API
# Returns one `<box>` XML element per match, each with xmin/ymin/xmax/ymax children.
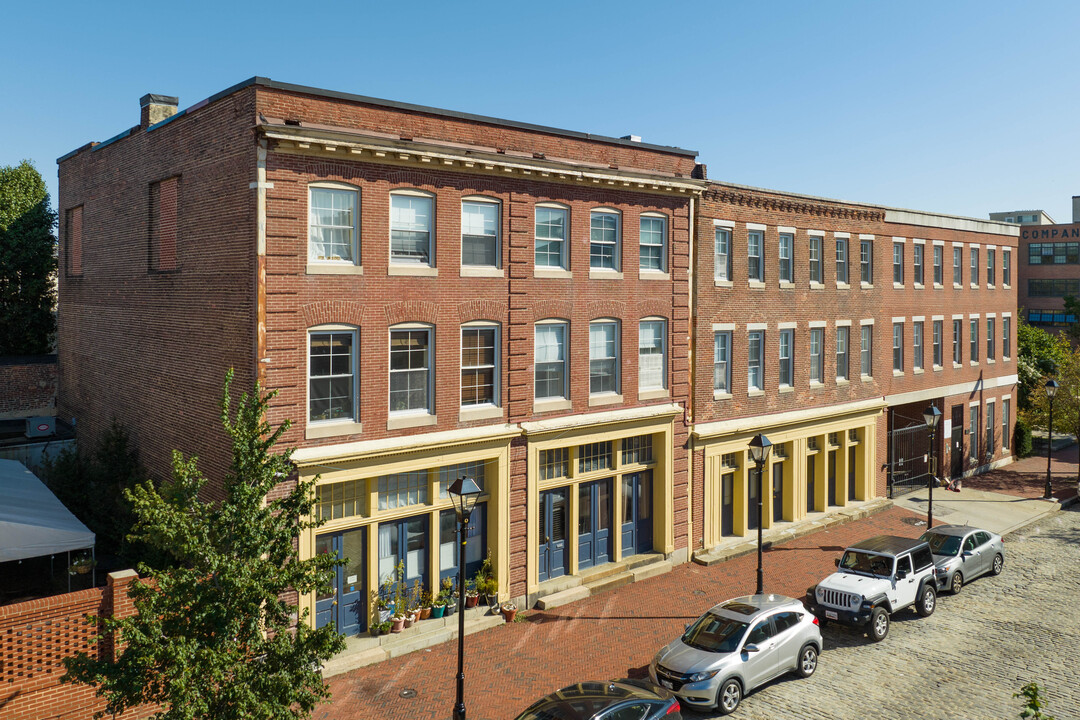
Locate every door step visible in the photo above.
<box><xmin>534</xmin><ymin>556</ymin><xmax>671</xmax><ymax>610</ymax></box>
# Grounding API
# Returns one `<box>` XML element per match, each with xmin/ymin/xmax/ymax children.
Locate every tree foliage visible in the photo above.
<box><xmin>1015</xmin><ymin>681</ymin><xmax>1055</xmax><ymax>720</ymax></box>
<box><xmin>0</xmin><ymin>160</ymin><xmax>56</xmax><ymax>355</ymax></box>
<box><xmin>1027</xmin><ymin>342</ymin><xmax>1080</xmax><ymax>444</ymax></box>
<box><xmin>1017</xmin><ymin>318</ymin><xmax>1069</xmax><ymax>413</ymax></box>
<box><xmin>63</xmin><ymin>371</ymin><xmax>345</xmax><ymax>720</ymax></box>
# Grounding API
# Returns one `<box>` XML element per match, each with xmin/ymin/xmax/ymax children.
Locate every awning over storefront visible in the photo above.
<box><xmin>0</xmin><ymin>458</ymin><xmax>94</xmax><ymax>562</ymax></box>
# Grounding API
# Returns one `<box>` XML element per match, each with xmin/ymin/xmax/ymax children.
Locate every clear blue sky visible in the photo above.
<box><xmin>3</xmin><ymin>0</ymin><xmax>1077</xmax><ymax>221</ymax></box>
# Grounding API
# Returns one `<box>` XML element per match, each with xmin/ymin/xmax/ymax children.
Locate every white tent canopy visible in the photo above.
<box><xmin>0</xmin><ymin>458</ymin><xmax>94</xmax><ymax>563</ymax></box>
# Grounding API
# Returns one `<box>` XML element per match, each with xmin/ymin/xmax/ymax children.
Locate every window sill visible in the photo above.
<box><xmin>969</xmin><ymin>284</ymin><xmax>979</xmax><ymax>290</ymax></box>
<box><xmin>639</xmin><ymin>269</ymin><xmax>670</xmax><ymax>281</ymax></box>
<box><xmin>307</xmin><ymin>263</ymin><xmax>363</xmax><ymax>275</ymax></box>
<box><xmin>953</xmin><ymin>363</ymin><xmax>963</xmax><ymax>369</ymax></box>
<box><xmin>715</xmin><ymin>279</ymin><xmax>734</xmax><ymax>288</ymax></box>
<box><xmin>588</xmin><ymin>393</ymin><xmax>624</xmax><ymax>407</ymax></box>
<box><xmin>306</xmin><ymin>420</ymin><xmax>363</xmax><ymax>439</ymax></box>
<box><xmin>779</xmin><ymin>281</ymin><xmax>795</xmax><ymax>289</ymax></box>
<box><xmin>953</xmin><ymin>283</ymin><xmax>963</xmax><ymax>290</ymax></box>
<box><xmin>779</xmin><ymin>386</ymin><xmax>794</xmax><ymax>394</ymax></box>
<box><xmin>590</xmin><ymin>268</ymin><xmax>624</xmax><ymax>280</ymax></box>
<box><xmin>459</xmin><ymin>405</ymin><xmax>503</xmax><ymax>423</ymax></box>
<box><xmin>534</xmin><ymin>398</ymin><xmax>572</xmax><ymax>414</ymax></box>
<box><xmin>387</xmin><ymin>413</ymin><xmax>437</xmax><ymax>430</ymax></box>
<box><xmin>748</xmin><ymin>280</ymin><xmax>766</xmax><ymax>290</ymax></box>
<box><xmin>861</xmin><ymin>282</ymin><xmax>874</xmax><ymax>290</ymax></box>
<box><xmin>861</xmin><ymin>375</ymin><xmax>874</xmax><ymax>382</ymax></box>
<box><xmin>986</xmin><ymin>359</ymin><xmax>996</xmax><ymax>365</ymax></box>
<box><xmin>461</xmin><ymin>266</ymin><xmax>504</xmax><ymax>278</ymax></box>
<box><xmin>893</xmin><ymin>282</ymin><xmax>905</xmax><ymax>289</ymax></box>
<box><xmin>913</xmin><ymin>283</ymin><xmax>925</xmax><ymax>290</ymax></box>
<box><xmin>535</xmin><ymin>267</ymin><xmax>572</xmax><ymax>279</ymax></box>
<box><xmin>836</xmin><ymin>378</ymin><xmax>850</xmax><ymax>386</ymax></box>
<box><xmin>1003</xmin><ymin>284</ymin><xmax>1011</xmax><ymax>290</ymax></box>
<box><xmin>836</xmin><ymin>282</ymin><xmax>851</xmax><ymax>290</ymax></box>
<box><xmin>987</xmin><ymin>284</ymin><xmax>995</xmax><ymax>290</ymax></box>
<box><xmin>893</xmin><ymin>370</ymin><xmax>904</xmax><ymax>377</ymax></box>
<box><xmin>748</xmin><ymin>389</ymin><xmax>765</xmax><ymax>397</ymax></box>
<box><xmin>933</xmin><ymin>364</ymin><xmax>943</xmax><ymax>372</ymax></box>
<box><xmin>969</xmin><ymin>361</ymin><xmax>980</xmax><ymax>367</ymax></box>
<box><xmin>913</xmin><ymin>368</ymin><xmax>925</xmax><ymax>375</ymax></box>
<box><xmin>1003</xmin><ymin>355</ymin><xmax>1011</xmax><ymax>362</ymax></box>
<box><xmin>638</xmin><ymin>388</ymin><xmax>670</xmax><ymax>401</ymax></box>
<box><xmin>713</xmin><ymin>391</ymin><xmax>733</xmax><ymax>401</ymax></box>
<box><xmin>389</xmin><ymin>265</ymin><xmax>438</xmax><ymax>277</ymax></box>
<box><xmin>809</xmin><ymin>381</ymin><xmax>825</xmax><ymax>390</ymax></box>
<box><xmin>933</xmin><ymin>283</ymin><xmax>943</xmax><ymax>289</ymax></box>
<box><xmin>810</xmin><ymin>282</ymin><xmax>825</xmax><ymax>290</ymax></box>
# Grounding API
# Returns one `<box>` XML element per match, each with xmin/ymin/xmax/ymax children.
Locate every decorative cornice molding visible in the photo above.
<box><xmin>703</xmin><ymin>186</ymin><xmax>885</xmax><ymax>222</ymax></box>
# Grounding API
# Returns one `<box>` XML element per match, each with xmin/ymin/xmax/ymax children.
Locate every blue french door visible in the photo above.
<box><xmin>577</xmin><ymin>479</ymin><xmax>612</xmax><ymax>570</ymax></box>
<box><xmin>314</xmin><ymin>528</ymin><xmax>366</xmax><ymax>635</ymax></box>
<box><xmin>378</xmin><ymin>515</ymin><xmax>429</xmax><ymax>608</ymax></box>
<box><xmin>772</xmin><ymin>462</ymin><xmax>784</xmax><ymax>522</ymax></box>
<box><xmin>621</xmin><ymin>471</ymin><xmax>653</xmax><ymax>557</ymax></box>
<box><xmin>747</xmin><ymin>467</ymin><xmax>761</xmax><ymax>531</ymax></box>
<box><xmin>439</xmin><ymin>503</ymin><xmax>486</xmax><ymax>588</ymax></box>
<box><xmin>538</xmin><ymin>488</ymin><xmax>568</xmax><ymax>582</ymax></box>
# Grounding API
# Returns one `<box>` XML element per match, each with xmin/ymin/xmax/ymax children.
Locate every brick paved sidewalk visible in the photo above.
<box><xmin>962</xmin><ymin>446</ymin><xmax>1079</xmax><ymax>502</ymax></box>
<box><xmin>318</xmin><ymin>507</ymin><xmax>921</xmax><ymax>720</ymax></box>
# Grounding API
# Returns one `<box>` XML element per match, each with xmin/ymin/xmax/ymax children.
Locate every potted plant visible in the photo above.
<box><xmin>419</xmin><ymin>588</ymin><xmax>433</xmax><ymax>620</ymax></box>
<box><xmin>69</xmin><ymin>554</ymin><xmax>95</xmax><ymax>576</ymax></box>
<box><xmin>391</xmin><ymin>561</ymin><xmax>406</xmax><ymax>632</ymax></box>
<box><xmin>378</xmin><ymin>620</ymin><xmax>393</xmax><ymax>635</ymax></box>
<box><xmin>464</xmin><ymin>579</ymin><xmax>479</xmax><ymax>608</ymax></box>
<box><xmin>431</xmin><ymin>596</ymin><xmax>446</xmax><ymax>619</ymax></box>
<box><xmin>500</xmin><ymin>602</ymin><xmax>518</xmax><ymax>623</ymax></box>
<box><xmin>390</xmin><ymin>615</ymin><xmax>405</xmax><ymax>633</ymax></box>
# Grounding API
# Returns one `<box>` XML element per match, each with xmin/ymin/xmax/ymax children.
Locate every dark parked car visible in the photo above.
<box><xmin>513</xmin><ymin>678</ymin><xmax>682</xmax><ymax>720</ymax></box>
<box><xmin>919</xmin><ymin>525</ymin><xmax>1004</xmax><ymax>594</ymax></box>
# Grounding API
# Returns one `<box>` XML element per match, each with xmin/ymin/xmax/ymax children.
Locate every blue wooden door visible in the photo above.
<box><xmin>439</xmin><ymin>504</ymin><xmax>486</xmax><ymax>588</ymax></box>
<box><xmin>747</xmin><ymin>467</ymin><xmax>761</xmax><ymax>531</ymax></box>
<box><xmin>538</xmin><ymin>488</ymin><xmax>568</xmax><ymax>582</ymax></box>
<box><xmin>378</xmin><ymin>515</ymin><xmax>429</xmax><ymax>611</ymax></box>
<box><xmin>621</xmin><ymin>471</ymin><xmax>653</xmax><ymax>557</ymax></box>
<box><xmin>314</xmin><ymin>528</ymin><xmax>366</xmax><ymax>635</ymax></box>
<box><xmin>577</xmin><ymin>479</ymin><xmax>612</xmax><ymax>570</ymax></box>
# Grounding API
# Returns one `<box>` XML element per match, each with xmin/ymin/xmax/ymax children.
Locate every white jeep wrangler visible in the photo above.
<box><xmin>804</xmin><ymin>535</ymin><xmax>938</xmax><ymax>642</ymax></box>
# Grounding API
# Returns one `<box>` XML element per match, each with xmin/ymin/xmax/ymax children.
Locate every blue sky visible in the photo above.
<box><xmin>3</xmin><ymin>0</ymin><xmax>1077</xmax><ymax>221</ymax></box>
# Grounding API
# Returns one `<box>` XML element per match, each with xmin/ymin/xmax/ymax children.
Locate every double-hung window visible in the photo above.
<box><xmin>969</xmin><ymin>319</ymin><xmax>979</xmax><ymax>362</ymax></box>
<box><xmin>985</xmin><ymin>403</ymin><xmax>996</xmax><ymax>458</ymax></box>
<box><xmin>590</xmin><ymin>210</ymin><xmax>620</xmax><ymax>270</ymax></box>
<box><xmin>714</xmin><ymin>331</ymin><xmax>731</xmax><ymax>394</ymax></box>
<box><xmin>810</xmin><ymin>328</ymin><xmax>824</xmax><ymax>383</ymax></box>
<box><xmin>461</xmin><ymin>199</ymin><xmax>499</xmax><ymax>267</ymax></box>
<box><xmin>913</xmin><ymin>321</ymin><xmax>924</xmax><ymax>371</ymax></box>
<box><xmin>779</xmin><ymin>233</ymin><xmax>794</xmax><ymax>283</ymax></box>
<box><xmin>932</xmin><ymin>320</ymin><xmax>943</xmax><ymax>367</ymax></box>
<box><xmin>535</xmin><ymin>205</ymin><xmax>568</xmax><ymax>269</ymax></box>
<box><xmin>970</xmin><ymin>247</ymin><xmax>979</xmax><ymax>285</ymax></box>
<box><xmin>779</xmin><ymin>329</ymin><xmax>793</xmax><ymax>387</ymax></box>
<box><xmin>309</xmin><ymin>186</ymin><xmax>359</xmax><ymax>264</ymax></box>
<box><xmin>589</xmin><ymin>321</ymin><xmax>619</xmax><ymax>395</ymax></box>
<box><xmin>748</xmin><ymin>330</ymin><xmax>764</xmax><ymax>391</ymax></box>
<box><xmin>835</xmin><ymin>237</ymin><xmax>849</xmax><ymax>284</ymax></box>
<box><xmin>389</xmin><ymin>327</ymin><xmax>432</xmax><ymax>414</ymax></box>
<box><xmin>1003</xmin><ymin>250</ymin><xmax>1011</xmax><ymax>285</ymax></box>
<box><xmin>987</xmin><ymin>318</ymin><xmax>995</xmax><ymax>360</ymax></box>
<box><xmin>809</xmin><ymin>235</ymin><xmax>823</xmax><ymax>284</ymax></box>
<box><xmin>715</xmin><ymin>225</ymin><xmax>732</xmax><ymax>281</ymax></box>
<box><xmin>892</xmin><ymin>242</ymin><xmax>904</xmax><ymax>284</ymax></box>
<box><xmin>638</xmin><ymin>319</ymin><xmax>667</xmax><ymax>392</ymax></box>
<box><xmin>535</xmin><ymin>323</ymin><xmax>568</xmax><ymax>400</ymax></box>
<box><xmin>748</xmin><ymin>229</ymin><xmax>764</xmax><ymax>282</ymax></box>
<box><xmin>1002</xmin><ymin>398</ymin><xmax>1011</xmax><ymax>450</ymax></box>
<box><xmin>1003</xmin><ymin>316</ymin><xmax>1011</xmax><ymax>358</ymax></box>
<box><xmin>860</xmin><ymin>325</ymin><xmax>872</xmax><ymax>377</ymax></box>
<box><xmin>892</xmin><ymin>323</ymin><xmax>904</xmax><ymax>372</ymax></box>
<box><xmin>953</xmin><ymin>247</ymin><xmax>962</xmax><ymax>285</ymax></box>
<box><xmin>913</xmin><ymin>244</ymin><xmax>924</xmax><ymax>285</ymax></box>
<box><xmin>836</xmin><ymin>327</ymin><xmax>849</xmax><ymax>381</ymax></box>
<box><xmin>461</xmin><ymin>324</ymin><xmax>498</xmax><ymax>407</ymax></box>
<box><xmin>391</xmin><ymin>192</ymin><xmax>434</xmax><ymax>265</ymax></box>
<box><xmin>639</xmin><ymin>215</ymin><xmax>666</xmax><ymax>272</ymax></box>
<box><xmin>933</xmin><ymin>245</ymin><xmax>943</xmax><ymax>285</ymax></box>
<box><xmin>860</xmin><ymin>239</ymin><xmax>873</xmax><ymax>284</ymax></box>
<box><xmin>308</xmin><ymin>329</ymin><xmax>356</xmax><ymax>422</ymax></box>
<box><xmin>987</xmin><ymin>249</ymin><xmax>995</xmax><ymax>285</ymax></box>
<box><xmin>953</xmin><ymin>319</ymin><xmax>962</xmax><ymax>364</ymax></box>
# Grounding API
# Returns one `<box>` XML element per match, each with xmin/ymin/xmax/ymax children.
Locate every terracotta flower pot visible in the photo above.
<box><xmin>391</xmin><ymin>617</ymin><xmax>405</xmax><ymax>633</ymax></box>
<box><xmin>403</xmin><ymin>614</ymin><xmax>414</xmax><ymax>628</ymax></box>
<box><xmin>465</xmin><ymin>594</ymin><xmax>479</xmax><ymax>608</ymax></box>
<box><xmin>500</xmin><ymin>605</ymin><xmax>518</xmax><ymax>623</ymax></box>
<box><xmin>419</xmin><ymin>606</ymin><xmax>432</xmax><ymax>620</ymax></box>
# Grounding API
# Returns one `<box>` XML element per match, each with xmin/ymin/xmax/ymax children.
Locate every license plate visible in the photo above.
<box><xmin>825</xmin><ymin>610</ymin><xmax>838</xmax><ymax>620</ymax></box>
<box><xmin>661</xmin><ymin>680</ymin><xmax>673</xmax><ymax>689</ymax></box>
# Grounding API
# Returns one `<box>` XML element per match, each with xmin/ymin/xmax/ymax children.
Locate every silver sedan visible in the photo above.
<box><xmin>919</xmin><ymin>525</ymin><xmax>1004</xmax><ymax>594</ymax></box>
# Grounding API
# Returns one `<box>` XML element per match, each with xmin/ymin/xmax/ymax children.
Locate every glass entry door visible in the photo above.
<box><xmin>720</xmin><ymin>472</ymin><xmax>734</xmax><ymax>537</ymax></box>
<box><xmin>378</xmin><ymin>515</ymin><xmax>428</xmax><ymax>604</ymax></box>
<box><xmin>848</xmin><ymin>447</ymin><xmax>857</xmax><ymax>500</ymax></box>
<box><xmin>439</xmin><ymin>504</ymin><xmax>486</xmax><ymax>589</ymax></box>
<box><xmin>772</xmin><ymin>463</ymin><xmax>784</xmax><ymax>522</ymax></box>
<box><xmin>314</xmin><ymin>528</ymin><xmax>366</xmax><ymax>636</ymax></box>
<box><xmin>578</xmin><ymin>479</ymin><xmax>612</xmax><ymax>570</ymax></box>
<box><xmin>806</xmin><ymin>455</ymin><xmax>816</xmax><ymax>513</ymax></box>
<box><xmin>621</xmin><ymin>471</ymin><xmax>653</xmax><ymax>557</ymax></box>
<box><xmin>538</xmin><ymin>488</ymin><xmax>568</xmax><ymax>582</ymax></box>
<box><xmin>747</xmin><ymin>467</ymin><xmax>760</xmax><ymax>531</ymax></box>
<box><xmin>828</xmin><ymin>450</ymin><xmax>839</xmax><ymax>506</ymax></box>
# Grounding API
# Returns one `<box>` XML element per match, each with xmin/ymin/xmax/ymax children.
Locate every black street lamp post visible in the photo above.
<box><xmin>448</xmin><ymin>476</ymin><xmax>482</xmax><ymax>720</ymax></box>
<box><xmin>748</xmin><ymin>433</ymin><xmax>772</xmax><ymax>596</ymax></box>
<box><xmin>923</xmin><ymin>405</ymin><xmax>942</xmax><ymax>529</ymax></box>
<box><xmin>1045</xmin><ymin>379</ymin><xmax>1059</xmax><ymax>500</ymax></box>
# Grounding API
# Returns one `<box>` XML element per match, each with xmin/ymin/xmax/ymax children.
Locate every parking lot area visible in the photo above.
<box><xmin>691</xmin><ymin>506</ymin><xmax>1080</xmax><ymax>720</ymax></box>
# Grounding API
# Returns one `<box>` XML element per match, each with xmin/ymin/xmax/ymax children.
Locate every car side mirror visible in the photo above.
<box><xmin>744</xmin><ymin>643</ymin><xmax>759</xmax><ymax>653</ymax></box>
<box><xmin>834</xmin><ymin>558</ymin><xmax>841</xmax><ymax>567</ymax></box>
<box><xmin>962</xmin><ymin>551</ymin><xmax>972</xmax><ymax>558</ymax></box>
<box><xmin>896</xmin><ymin>570</ymin><xmax>908</xmax><ymax>580</ymax></box>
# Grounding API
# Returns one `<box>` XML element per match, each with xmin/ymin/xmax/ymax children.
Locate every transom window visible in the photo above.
<box><xmin>579</xmin><ymin>441</ymin><xmax>612</xmax><ymax>473</ymax></box>
<box><xmin>590</xmin><ymin>321</ymin><xmax>620</xmax><ymax>394</ymax></box>
<box><xmin>622</xmin><ymin>435</ymin><xmax>654</xmax><ymax>465</ymax></box>
<box><xmin>639</xmin><ymin>215</ymin><xmax>666</xmax><ymax>271</ymax></box>
<box><xmin>309</xmin><ymin>330</ymin><xmax>356</xmax><ymax>422</ymax></box>
<box><xmin>638</xmin><ymin>319</ymin><xmax>666</xmax><ymax>391</ymax></box>
<box><xmin>391</xmin><ymin>193</ymin><xmax>434</xmax><ymax>265</ymax></box>
<box><xmin>536</xmin><ymin>206</ymin><xmax>568</xmax><ymax>269</ymax></box>
<box><xmin>316</xmin><ymin>479</ymin><xmax>363</xmax><ymax>520</ymax></box>
<box><xmin>461</xmin><ymin>325</ymin><xmax>498</xmax><ymax>407</ymax></box>
<box><xmin>535</xmin><ymin>322</ymin><xmax>568</xmax><ymax>400</ymax></box>
<box><xmin>309</xmin><ymin>186</ymin><xmax>358</xmax><ymax>263</ymax></box>
<box><xmin>389</xmin><ymin>328</ymin><xmax>431</xmax><ymax>413</ymax></box>
<box><xmin>539</xmin><ymin>448</ymin><xmax>569</xmax><ymax>480</ymax></box>
<box><xmin>378</xmin><ymin>470</ymin><xmax>428</xmax><ymax>510</ymax></box>
<box><xmin>590</xmin><ymin>210</ymin><xmax>620</xmax><ymax>270</ymax></box>
<box><xmin>438</xmin><ymin>460</ymin><xmax>487</xmax><ymax>498</ymax></box>
<box><xmin>461</xmin><ymin>199</ymin><xmax>499</xmax><ymax>267</ymax></box>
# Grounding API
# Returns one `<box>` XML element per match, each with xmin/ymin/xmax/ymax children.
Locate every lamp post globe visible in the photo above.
<box><xmin>923</xmin><ymin>405</ymin><xmax>941</xmax><ymax>528</ymax></box>
<box><xmin>1045</xmin><ymin>380</ymin><xmax>1059</xmax><ymax>500</ymax></box>
<box><xmin>447</xmin><ymin>476</ymin><xmax>482</xmax><ymax>720</ymax></box>
<box><xmin>748</xmin><ymin>433</ymin><xmax>772</xmax><ymax>596</ymax></box>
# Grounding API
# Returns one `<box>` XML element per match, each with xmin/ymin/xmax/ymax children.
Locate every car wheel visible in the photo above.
<box><xmin>950</xmin><ymin>572</ymin><xmax>963</xmax><ymax>595</ymax></box>
<box><xmin>991</xmin><ymin>554</ymin><xmax>1004</xmax><ymax>576</ymax></box>
<box><xmin>796</xmin><ymin>644</ymin><xmax>818</xmax><ymax>678</ymax></box>
<box><xmin>717</xmin><ymin>678</ymin><xmax>742</xmax><ymax>715</ymax></box>
<box><xmin>869</xmin><ymin>607</ymin><xmax>889</xmax><ymax>642</ymax></box>
<box><xmin>916</xmin><ymin>585</ymin><xmax>937</xmax><ymax>617</ymax></box>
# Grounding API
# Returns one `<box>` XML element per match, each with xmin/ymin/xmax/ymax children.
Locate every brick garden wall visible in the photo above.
<box><xmin>0</xmin><ymin>356</ymin><xmax>56</xmax><ymax>419</ymax></box>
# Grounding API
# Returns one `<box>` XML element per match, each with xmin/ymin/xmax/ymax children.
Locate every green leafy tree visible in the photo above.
<box><xmin>0</xmin><ymin>160</ymin><xmax>57</xmax><ymax>355</ymax></box>
<box><xmin>63</xmin><ymin>371</ymin><xmax>345</xmax><ymax>719</ymax></box>
<box><xmin>1028</xmin><ymin>342</ymin><xmax>1080</xmax><ymax>447</ymax></box>
<box><xmin>1017</xmin><ymin>317</ymin><xmax>1068</xmax><ymax>413</ymax></box>
<box><xmin>1062</xmin><ymin>295</ymin><xmax>1080</xmax><ymax>347</ymax></box>
<box><xmin>1015</xmin><ymin>681</ymin><xmax>1055</xmax><ymax>720</ymax></box>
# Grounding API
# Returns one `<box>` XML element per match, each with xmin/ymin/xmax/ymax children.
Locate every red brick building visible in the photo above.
<box><xmin>1016</xmin><ymin>217</ymin><xmax>1080</xmax><ymax>330</ymax></box>
<box><xmin>56</xmin><ymin>78</ymin><xmax>1018</xmax><ymax>633</ymax></box>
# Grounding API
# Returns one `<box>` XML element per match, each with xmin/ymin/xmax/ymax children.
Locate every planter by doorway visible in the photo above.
<box><xmin>431</xmin><ymin>604</ymin><xmax>446</xmax><ymax>619</ymax></box>
<box><xmin>465</xmin><ymin>593</ymin><xmax>479</xmax><ymax>608</ymax></box>
<box><xmin>391</xmin><ymin>616</ymin><xmax>405</xmax><ymax>633</ymax></box>
<box><xmin>500</xmin><ymin>603</ymin><xmax>518</xmax><ymax>623</ymax></box>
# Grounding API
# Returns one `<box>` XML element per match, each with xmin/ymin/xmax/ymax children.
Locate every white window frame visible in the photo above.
<box><xmin>836</xmin><ymin>326</ymin><xmax>850</xmax><ymax>381</ymax></box>
<box><xmin>987</xmin><ymin>248</ymin><xmax>996</xmax><ymax>286</ymax></box>
<box><xmin>307</xmin><ymin>325</ymin><xmax>359</xmax><ymax>425</ymax></box>
<box><xmin>987</xmin><ymin>317</ymin><xmax>996</xmax><ymax>361</ymax></box>
<box><xmin>590</xmin><ymin>209</ymin><xmax>621</xmax><ymax>271</ymax></box>
<box><xmin>809</xmin><ymin>234</ymin><xmax>823</xmax><ymax>285</ymax></box>
<box><xmin>747</xmin><ymin>228</ymin><xmax>765</xmax><ymax>282</ymax></box>
<box><xmin>779</xmin><ymin>328</ymin><xmax>794</xmax><ymax>388</ymax></box>
<box><xmin>953</xmin><ymin>246</ymin><xmax>963</xmax><ymax>286</ymax></box>
<box><xmin>913</xmin><ymin>321</ymin><xmax>924</xmax><ymax>371</ymax></box>
<box><xmin>461</xmin><ymin>196</ymin><xmax>500</xmax><ymax>269</ymax></box>
<box><xmin>835</xmin><ymin>236</ymin><xmax>849</xmax><ymax>285</ymax></box>
<box><xmin>535</xmin><ymin>321</ymin><xmax>568</xmax><ymax>401</ymax></box>
<box><xmin>860</xmin><ymin>238</ymin><xmax>873</xmax><ymax>285</ymax></box>
<box><xmin>953</xmin><ymin>318</ymin><xmax>963</xmax><ymax>365</ymax></box>
<box><xmin>308</xmin><ymin>183</ymin><xmax>360</xmax><ymax>265</ymax></box>
<box><xmin>714</xmin><ymin>329</ymin><xmax>732</xmax><ymax>395</ymax></box>
<box><xmin>639</xmin><ymin>213</ymin><xmax>667</xmax><ymax>273</ymax></box>
<box><xmin>860</xmin><ymin>324</ymin><xmax>873</xmax><ymax>378</ymax></box>
<box><xmin>970</xmin><ymin>317</ymin><xmax>980</xmax><ymax>362</ymax></box>
<box><xmin>892</xmin><ymin>322</ymin><xmax>904</xmax><ymax>373</ymax></box>
<box><xmin>933</xmin><ymin>244</ymin><xmax>944</xmax><ymax>286</ymax></box>
<box><xmin>932</xmin><ymin>320</ymin><xmax>943</xmax><ymax>368</ymax></box>
<box><xmin>748</xmin><ymin>329</ymin><xmax>764</xmax><ymax>392</ymax></box>
<box><xmin>389</xmin><ymin>324</ymin><xmax>433</xmax><ymax>415</ymax></box>
<box><xmin>639</xmin><ymin>318</ymin><xmax>667</xmax><ymax>393</ymax></box>
<box><xmin>1003</xmin><ymin>250</ymin><xmax>1011</xmax><ymax>286</ymax></box>
<box><xmin>810</xmin><ymin>327</ymin><xmax>824</xmax><ymax>384</ymax></box>
<box><xmin>589</xmin><ymin>319</ymin><xmax>620</xmax><ymax>396</ymax></box>
<box><xmin>913</xmin><ymin>243</ymin><xmax>924</xmax><ymax>286</ymax></box>
<box><xmin>461</xmin><ymin>322</ymin><xmax>500</xmax><ymax>409</ymax></box>
<box><xmin>715</xmin><ymin>222</ymin><xmax>733</xmax><ymax>283</ymax></box>
<box><xmin>535</xmin><ymin>203</ymin><xmax>569</xmax><ymax>271</ymax></box>
<box><xmin>779</xmin><ymin>232</ymin><xmax>794</xmax><ymax>283</ymax></box>
<box><xmin>892</xmin><ymin>242</ymin><xmax>904</xmax><ymax>285</ymax></box>
<box><xmin>390</xmin><ymin>190</ymin><xmax>435</xmax><ymax>267</ymax></box>
<box><xmin>970</xmin><ymin>247</ymin><xmax>980</xmax><ymax>287</ymax></box>
<box><xmin>1003</xmin><ymin>315</ymin><xmax>1012</xmax><ymax>358</ymax></box>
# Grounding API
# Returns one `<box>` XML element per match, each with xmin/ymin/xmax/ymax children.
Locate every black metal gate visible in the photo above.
<box><xmin>887</xmin><ymin>422</ymin><xmax>932</xmax><ymax>498</ymax></box>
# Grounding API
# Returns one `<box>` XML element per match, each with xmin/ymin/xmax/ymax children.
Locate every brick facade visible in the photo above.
<box><xmin>1017</xmin><ymin>221</ymin><xmax>1080</xmax><ymax>329</ymax></box>
<box><xmin>0</xmin><ymin>356</ymin><xmax>56</xmax><ymax>419</ymax></box>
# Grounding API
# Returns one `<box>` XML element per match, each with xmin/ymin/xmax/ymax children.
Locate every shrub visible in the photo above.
<box><xmin>1014</xmin><ymin>416</ymin><xmax>1033</xmax><ymax>458</ymax></box>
